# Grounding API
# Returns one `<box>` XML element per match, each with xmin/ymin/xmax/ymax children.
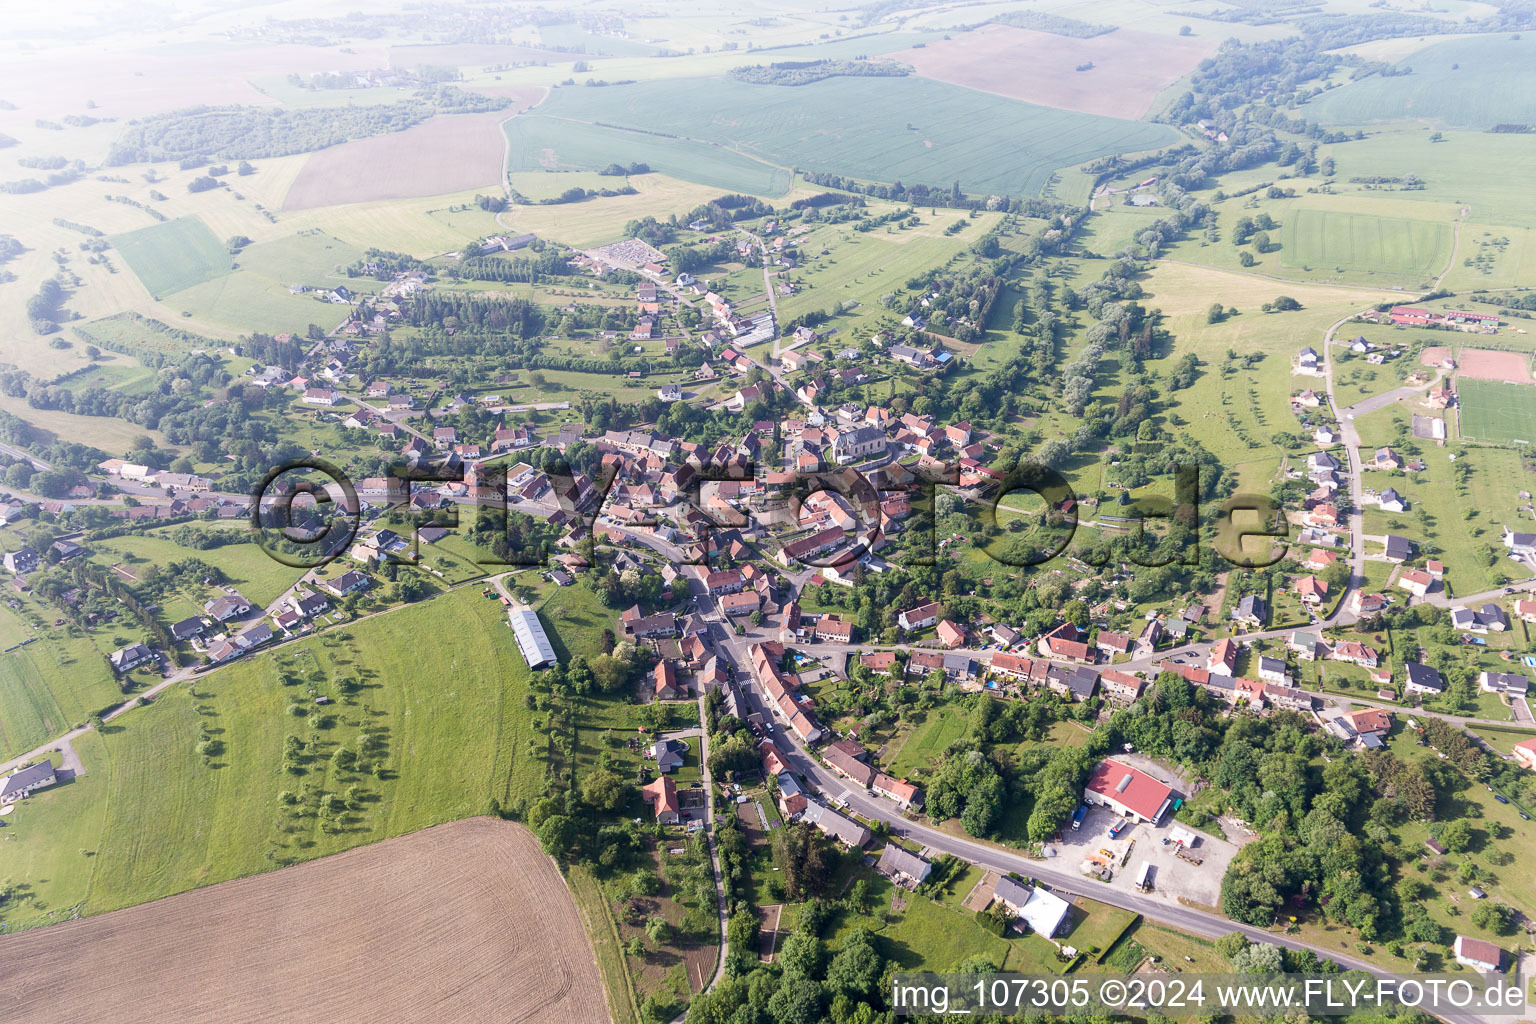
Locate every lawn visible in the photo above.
<box><xmin>1458</xmin><ymin>378</ymin><xmax>1536</xmax><ymax>445</ymax></box>
<box><xmin>0</xmin><ymin>585</ymin><xmax>611</xmax><ymax>932</ymax></box>
<box><xmin>885</xmin><ymin>708</ymin><xmax>969</xmax><ymax>778</ymax></box>
<box><xmin>110</xmin><ymin>215</ymin><xmax>232</xmax><ymax>300</ymax></box>
<box><xmin>515</xmin><ymin>75</ymin><xmax>1178</xmax><ymax>199</ymax></box>
<box><xmin>89</xmin><ymin>526</ymin><xmax>304</xmax><ymax>609</ymax></box>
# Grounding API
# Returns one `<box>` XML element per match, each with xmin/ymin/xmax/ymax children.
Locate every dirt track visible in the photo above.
<box><xmin>0</xmin><ymin>817</ymin><xmax>610</xmax><ymax>1024</ymax></box>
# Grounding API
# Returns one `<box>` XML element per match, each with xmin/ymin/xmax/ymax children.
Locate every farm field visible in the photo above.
<box><xmin>0</xmin><ymin>601</ymin><xmax>125</xmax><ymax>761</ymax></box>
<box><xmin>1457</xmin><ymin>377</ymin><xmax>1536</xmax><ymax>444</ymax></box>
<box><xmin>506</xmin><ymin>115</ymin><xmax>793</xmax><ymax>197</ymax></box>
<box><xmin>1320</xmin><ymin>129</ymin><xmax>1536</xmax><ymax>230</ymax></box>
<box><xmin>1279</xmin><ymin>208</ymin><xmax>1452</xmax><ymax>282</ymax></box>
<box><xmin>158</xmin><ymin>230</ymin><xmax>366</xmax><ymax>333</ymax></box>
<box><xmin>1303</xmin><ymin>34</ymin><xmax>1536</xmax><ymax>131</ymax></box>
<box><xmin>0</xmin><ymin>585</ymin><xmax>592</xmax><ymax>930</ymax></box>
<box><xmin>109</xmin><ymin>216</ymin><xmax>233</xmax><ymax>300</ymax></box>
<box><xmin>883</xmin><ymin>23</ymin><xmax>1216</xmax><ymax>118</ymax></box>
<box><xmin>513</xmin><ymin>76</ymin><xmax>1178</xmax><ymax>199</ymax></box>
<box><xmin>283</xmin><ymin>95</ymin><xmax>543</xmax><ymax>211</ymax></box>
<box><xmin>0</xmin><ymin>817</ymin><xmax>610</xmax><ymax>1024</ymax></box>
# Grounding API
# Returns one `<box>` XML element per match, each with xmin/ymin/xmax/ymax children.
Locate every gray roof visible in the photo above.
<box><xmin>802</xmin><ymin>801</ymin><xmax>870</xmax><ymax>847</ymax></box>
<box><xmin>1</xmin><ymin>760</ymin><xmax>55</xmax><ymax>800</ymax></box>
<box><xmin>877</xmin><ymin>844</ymin><xmax>932</xmax><ymax>885</ymax></box>
<box><xmin>1384</xmin><ymin>535</ymin><xmax>1414</xmax><ymax>559</ymax></box>
<box><xmin>1064</xmin><ymin>665</ymin><xmax>1099</xmax><ymax>699</ymax></box>
<box><xmin>509</xmin><ymin>608</ymin><xmax>558</xmax><ymax>670</ymax></box>
<box><xmin>993</xmin><ymin>875</ymin><xmax>1031</xmax><ymax>910</ymax></box>
<box><xmin>1405</xmin><ymin>661</ymin><xmax>1444</xmax><ymax>691</ymax></box>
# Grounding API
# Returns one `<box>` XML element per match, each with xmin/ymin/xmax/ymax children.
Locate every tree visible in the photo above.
<box><xmin>580</xmin><ymin>767</ymin><xmax>633</xmax><ymax>811</ymax></box>
<box><xmin>825</xmin><ymin>927</ymin><xmax>884</xmax><ymax>999</ymax></box>
<box><xmin>1438</xmin><ymin>818</ymin><xmax>1473</xmax><ymax>852</ymax></box>
<box><xmin>1272</xmin><ymin>295</ymin><xmax>1301</xmax><ymax>311</ymax></box>
<box><xmin>766</xmin><ymin>976</ymin><xmax>823</xmax><ymax>1024</ymax></box>
<box><xmin>777</xmin><ymin>931</ymin><xmax>824</xmax><ymax>978</ymax></box>
<box><xmin>536</xmin><ymin>814</ymin><xmax>578</xmax><ymax>860</ymax></box>
<box><xmin>1207</xmin><ymin>302</ymin><xmax>1226</xmax><ymax>324</ymax></box>
<box><xmin>1231</xmin><ymin>941</ymin><xmax>1285</xmax><ymax>974</ymax></box>
<box><xmin>1471</xmin><ymin>900</ymin><xmax>1512</xmax><ymax>934</ymax></box>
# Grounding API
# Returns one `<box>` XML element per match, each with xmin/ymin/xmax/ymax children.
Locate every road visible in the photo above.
<box><xmin>0</xmin><ymin>442</ymin><xmax>51</xmax><ymax>472</ymax></box>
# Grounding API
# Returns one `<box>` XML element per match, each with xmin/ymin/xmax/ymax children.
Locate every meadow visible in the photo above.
<box><xmin>1457</xmin><ymin>377</ymin><xmax>1536</xmax><ymax>444</ymax></box>
<box><xmin>1280</xmin><ymin>207</ymin><xmax>1451</xmax><ymax>282</ymax></box>
<box><xmin>517</xmin><ymin>75</ymin><xmax>1178</xmax><ymax>199</ymax></box>
<box><xmin>109</xmin><ymin>216</ymin><xmax>232</xmax><ymax>300</ymax></box>
<box><xmin>1321</xmin><ymin>129</ymin><xmax>1536</xmax><ymax>230</ymax></box>
<box><xmin>1303</xmin><ymin>34</ymin><xmax>1536</xmax><ymax>131</ymax></box>
<box><xmin>0</xmin><ymin>583</ymin><xmax>609</xmax><ymax>931</ymax></box>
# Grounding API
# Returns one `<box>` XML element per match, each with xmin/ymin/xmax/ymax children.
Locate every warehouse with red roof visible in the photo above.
<box><xmin>1084</xmin><ymin>759</ymin><xmax>1175</xmax><ymax>824</ymax></box>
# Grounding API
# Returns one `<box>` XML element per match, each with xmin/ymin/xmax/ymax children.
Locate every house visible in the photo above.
<box><xmin>898</xmin><ymin>602</ymin><xmax>942</xmax><ymax>631</ymax></box>
<box><xmin>171</xmin><ymin>616</ymin><xmax>207</xmax><ymax>642</ymax></box>
<box><xmin>321</xmin><ymin>570</ymin><xmax>370</xmax><ymax>597</ymax></box>
<box><xmin>3</xmin><ymin>549</ymin><xmax>38</xmax><ymax>574</ymax></box>
<box><xmin>872</xmin><ymin>774</ymin><xmax>921</xmax><ymax>809</ymax></box>
<box><xmin>823</xmin><ymin>745</ymin><xmax>876</xmax><ymax>788</ymax></box>
<box><xmin>642</xmin><ymin>776</ymin><xmax>680</xmax><ymax>824</ymax></box>
<box><xmin>720</xmin><ymin>592</ymin><xmax>761</xmax><ymax>618</ymax></box>
<box><xmin>0</xmin><ymin>760</ymin><xmax>57</xmax><ymax>804</ymax></box>
<box><xmin>652</xmin><ymin>738</ymin><xmax>687</xmax><ymax>773</ymax></box>
<box><xmin>1350</xmin><ymin>591</ymin><xmax>1391</xmax><ymax>617</ymax></box>
<box><xmin>1208</xmin><ymin>637</ymin><xmax>1238</xmax><ymax>676</ymax></box>
<box><xmin>1099</xmin><ymin>669</ymin><xmax>1144</xmax><ymax>703</ymax></box>
<box><xmin>1297</xmin><ymin>347</ymin><xmax>1321</xmax><ymax>374</ymax></box>
<box><xmin>860</xmin><ymin>651</ymin><xmax>899</xmax><ymax>677</ymax></box>
<box><xmin>1295</xmin><ymin>576</ymin><xmax>1329</xmax><ymax>605</ymax></box>
<box><xmin>1383</xmin><ymin>535</ymin><xmax>1415</xmax><ymax>563</ymax></box>
<box><xmin>1516</xmin><ymin>600</ymin><xmax>1536</xmax><ymax>624</ymax></box>
<box><xmin>1451</xmin><ymin>603</ymin><xmax>1510</xmax><ymax>632</ymax></box>
<box><xmin>877</xmin><ymin>844</ymin><xmax>932</xmax><ymax>888</ymax></box>
<box><xmin>1501</xmin><ymin>526</ymin><xmax>1536</xmax><ymax>558</ymax></box>
<box><xmin>1479</xmin><ymin>671</ymin><xmax>1530</xmax><ymax>696</ymax></box>
<box><xmin>289</xmin><ymin>591</ymin><xmax>331</xmax><ymax>620</ymax></box>
<box><xmin>1002</xmin><ymin>882</ymin><xmax>1071</xmax><ymax>938</ymax></box>
<box><xmin>108</xmin><ymin>643</ymin><xmax>155</xmax><ymax>674</ymax></box>
<box><xmin>935</xmin><ymin>620</ymin><xmax>966</xmax><ymax>649</ymax></box>
<box><xmin>1289</xmin><ymin>631</ymin><xmax>1325</xmax><ymax>661</ymax></box>
<box><xmin>1083</xmin><ymin>759</ymin><xmax>1174</xmax><ymax>824</ymax></box>
<box><xmin>1332</xmin><ymin>641</ymin><xmax>1379</xmax><ymax>668</ymax></box>
<box><xmin>1256</xmin><ymin>656</ymin><xmax>1288</xmax><ymax>684</ymax></box>
<box><xmin>1304</xmin><ymin>549</ymin><xmax>1338</xmax><ymax>572</ymax></box>
<box><xmin>657</xmin><ymin>384</ymin><xmax>683</xmax><ymax>402</ymax></box>
<box><xmin>653</xmin><ymin>661</ymin><xmax>684</xmax><ymax>700</ymax></box>
<box><xmin>204</xmin><ymin>593</ymin><xmax>251</xmax><ymax>622</ymax></box>
<box><xmin>1514</xmin><ymin>737</ymin><xmax>1536</xmax><ymax>771</ymax></box>
<box><xmin>1452</xmin><ymin>936</ymin><xmax>1504</xmax><ymax>973</ymax></box>
<box><xmin>1232</xmin><ymin>594</ymin><xmax>1268</xmax><ymax>627</ymax></box>
<box><xmin>802</xmin><ymin>801</ymin><xmax>870</xmax><ymax>848</ymax></box>
<box><xmin>1404</xmin><ymin>661</ymin><xmax>1446</xmax><ymax>695</ymax></box>
<box><xmin>302</xmin><ymin>388</ymin><xmax>338</xmax><ymax>406</ymax></box>
<box><xmin>813</xmin><ymin>615</ymin><xmax>854</xmax><ymax>643</ymax></box>
<box><xmin>1377</xmin><ymin>488</ymin><xmax>1408</xmax><ymax>513</ymax></box>
<box><xmin>1398</xmin><ymin>569</ymin><xmax>1433</xmax><ymax>598</ymax></box>
<box><xmin>1095</xmin><ymin>631</ymin><xmax>1132</xmax><ymax>657</ymax></box>
<box><xmin>833</xmin><ymin>425</ymin><xmax>887</xmax><ymax>465</ymax></box>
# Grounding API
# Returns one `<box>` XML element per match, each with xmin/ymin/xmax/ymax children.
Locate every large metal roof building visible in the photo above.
<box><xmin>509</xmin><ymin>608</ymin><xmax>557</xmax><ymax>670</ymax></box>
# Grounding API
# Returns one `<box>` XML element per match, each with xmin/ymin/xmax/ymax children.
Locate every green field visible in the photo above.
<box><xmin>0</xmin><ymin>584</ymin><xmax>612</xmax><ymax>931</ymax></box>
<box><xmin>1458</xmin><ymin>377</ymin><xmax>1536</xmax><ymax>444</ymax></box>
<box><xmin>1305</xmin><ymin>35</ymin><xmax>1536</xmax><ymax>131</ymax></box>
<box><xmin>1280</xmin><ymin>207</ymin><xmax>1451</xmax><ymax>280</ymax></box>
<box><xmin>512</xmin><ymin>76</ymin><xmax>1177</xmax><ymax>198</ymax></box>
<box><xmin>109</xmin><ymin>216</ymin><xmax>232</xmax><ymax>300</ymax></box>
<box><xmin>506</xmin><ymin>116</ymin><xmax>793</xmax><ymax>197</ymax></box>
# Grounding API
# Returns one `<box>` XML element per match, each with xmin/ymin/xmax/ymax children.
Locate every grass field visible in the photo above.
<box><xmin>515</xmin><ymin>76</ymin><xmax>1177</xmax><ymax>198</ymax></box>
<box><xmin>1280</xmin><ymin>207</ymin><xmax>1452</xmax><ymax>281</ymax></box>
<box><xmin>0</xmin><ymin>602</ymin><xmax>125</xmax><ymax>761</ymax></box>
<box><xmin>506</xmin><ymin>115</ymin><xmax>793</xmax><ymax>197</ymax></box>
<box><xmin>1304</xmin><ymin>34</ymin><xmax>1536</xmax><ymax>131</ymax></box>
<box><xmin>0</xmin><ymin>584</ymin><xmax>608</xmax><ymax>931</ymax></box>
<box><xmin>109</xmin><ymin>216</ymin><xmax>232</xmax><ymax>300</ymax></box>
<box><xmin>1458</xmin><ymin>377</ymin><xmax>1536</xmax><ymax>444</ymax></box>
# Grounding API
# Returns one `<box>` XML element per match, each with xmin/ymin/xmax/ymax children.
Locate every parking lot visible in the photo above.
<box><xmin>1048</xmin><ymin>804</ymin><xmax>1236</xmax><ymax>910</ymax></box>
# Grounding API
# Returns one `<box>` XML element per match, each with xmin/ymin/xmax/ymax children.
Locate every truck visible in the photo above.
<box><xmin>1135</xmin><ymin>861</ymin><xmax>1154</xmax><ymax>893</ymax></box>
<box><xmin>1108</xmin><ymin>819</ymin><xmax>1129</xmax><ymax>840</ymax></box>
<box><xmin>1071</xmin><ymin>805</ymin><xmax>1088</xmax><ymax>831</ymax></box>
